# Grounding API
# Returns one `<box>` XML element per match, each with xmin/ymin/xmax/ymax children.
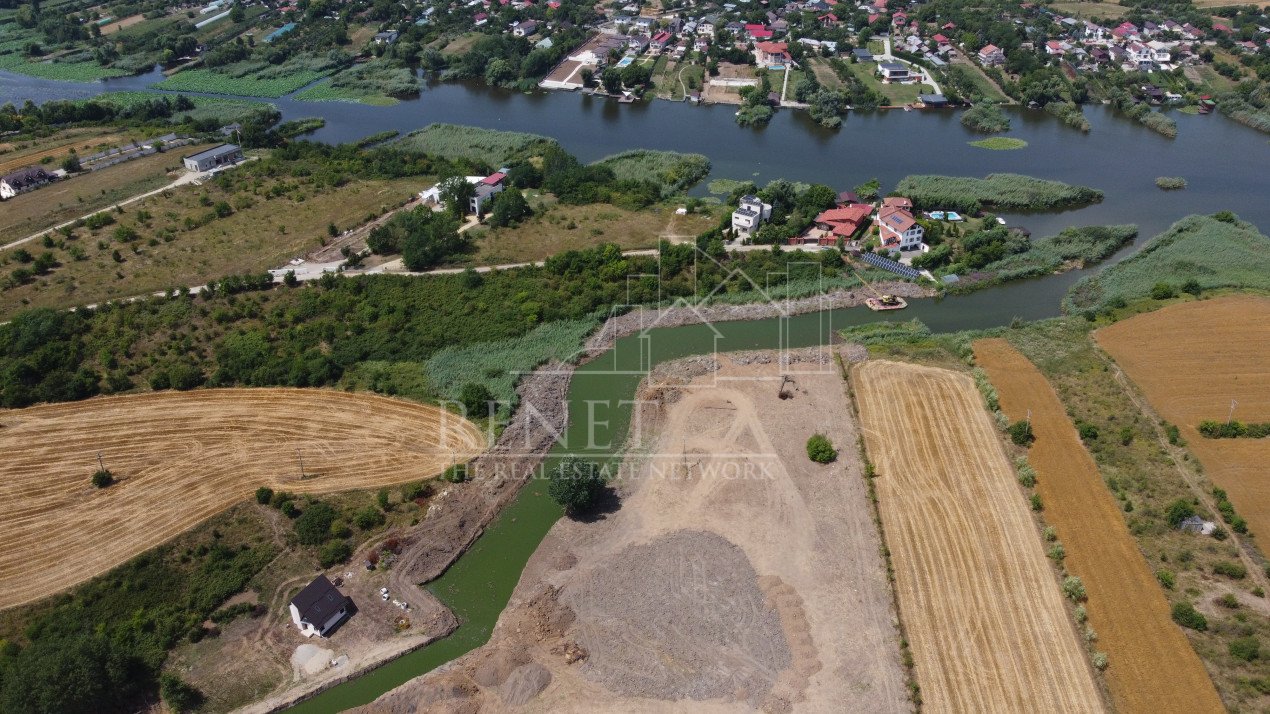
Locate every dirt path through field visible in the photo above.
<box><xmin>854</xmin><ymin>360</ymin><xmax>1104</xmax><ymax>714</ymax></box>
<box><xmin>1096</xmin><ymin>296</ymin><xmax>1270</xmax><ymax>553</ymax></box>
<box><xmin>0</xmin><ymin>388</ymin><xmax>485</xmax><ymax>609</ymax></box>
<box><xmin>974</xmin><ymin>338</ymin><xmax>1223</xmax><ymax>713</ymax></box>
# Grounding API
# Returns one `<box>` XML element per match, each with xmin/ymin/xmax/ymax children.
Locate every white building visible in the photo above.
<box><xmin>0</xmin><ymin>165</ymin><xmax>54</xmax><ymax>200</ymax></box>
<box><xmin>289</xmin><ymin>575</ymin><xmax>351</xmax><ymax>638</ymax></box>
<box><xmin>182</xmin><ymin>143</ymin><xmax>243</xmax><ymax>172</ymax></box>
<box><xmin>878</xmin><ymin>205</ymin><xmax>925</xmax><ymax>253</ymax></box>
<box><xmin>418</xmin><ymin>171</ymin><xmax>508</xmax><ymax>215</ymax></box>
<box><xmin>731</xmin><ymin>194</ymin><xmax>772</xmax><ymax>241</ymax></box>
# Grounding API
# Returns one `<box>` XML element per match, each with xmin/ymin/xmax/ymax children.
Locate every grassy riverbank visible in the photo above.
<box><xmin>893</xmin><ymin>173</ymin><xmax>1103</xmax><ymax>214</ymax></box>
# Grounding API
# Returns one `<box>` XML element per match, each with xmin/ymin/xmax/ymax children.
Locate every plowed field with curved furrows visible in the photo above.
<box><xmin>0</xmin><ymin>389</ymin><xmax>485</xmax><ymax>609</ymax></box>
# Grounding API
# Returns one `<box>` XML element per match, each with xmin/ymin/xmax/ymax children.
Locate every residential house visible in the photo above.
<box><xmin>978</xmin><ymin>44</ymin><xmax>1005</xmax><ymax>66</ymax></box>
<box><xmin>626</xmin><ymin>35</ymin><xmax>650</xmax><ymax>54</ymax></box>
<box><xmin>512</xmin><ymin>20</ymin><xmax>538</xmax><ymax>36</ymax></box>
<box><xmin>931</xmin><ymin>33</ymin><xmax>950</xmax><ymax>50</ymax></box>
<box><xmin>802</xmin><ymin>203</ymin><xmax>872</xmax><ymax>245</ymax></box>
<box><xmin>754</xmin><ymin>41</ymin><xmax>789</xmax><ymax>65</ymax></box>
<box><xmin>288</xmin><ymin>575</ymin><xmax>351</xmax><ymax>638</ymax></box>
<box><xmin>182</xmin><ymin>144</ymin><xmax>243</xmax><ymax>172</ymax></box>
<box><xmin>877</xmin><ymin>204</ymin><xmax>924</xmax><ymax>252</ymax></box>
<box><xmin>694</xmin><ymin>36</ymin><xmax>710</xmax><ymax>52</ymax></box>
<box><xmin>474</xmin><ymin>12</ymin><xmax>489</xmax><ymax>25</ymax></box>
<box><xmin>649</xmin><ymin>30</ymin><xmax>672</xmax><ymax>54</ymax></box>
<box><xmin>852</xmin><ymin>47</ymin><xmax>874</xmax><ymax>62</ymax></box>
<box><xmin>419</xmin><ymin>172</ymin><xmax>507</xmax><ymax>214</ymax></box>
<box><xmin>877</xmin><ymin>61</ymin><xmax>912</xmax><ymax>82</ymax></box>
<box><xmin>373</xmin><ymin>30</ymin><xmax>399</xmax><ymax>44</ymax></box>
<box><xmin>633</xmin><ymin>16</ymin><xmax>656</xmax><ymax>33</ymax></box>
<box><xmin>746</xmin><ymin>23</ymin><xmax>773</xmax><ymax>39</ymax></box>
<box><xmin>731</xmin><ymin>194</ymin><xmax>773</xmax><ymax>241</ymax></box>
<box><xmin>697</xmin><ymin>14</ymin><xmax>718</xmax><ymax>35</ymax></box>
<box><xmin>0</xmin><ymin>165</ymin><xmax>54</xmax><ymax>200</ymax></box>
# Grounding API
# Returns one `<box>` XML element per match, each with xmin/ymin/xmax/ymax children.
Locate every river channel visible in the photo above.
<box><xmin>2</xmin><ymin>67</ymin><xmax>1267</xmax><ymax>711</ymax></box>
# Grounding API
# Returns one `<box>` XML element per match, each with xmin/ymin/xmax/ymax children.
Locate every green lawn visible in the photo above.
<box><xmin>847</xmin><ymin>61</ymin><xmax>933</xmax><ymax>106</ymax></box>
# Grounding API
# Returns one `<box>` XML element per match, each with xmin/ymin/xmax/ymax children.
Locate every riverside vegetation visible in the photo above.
<box><xmin>892</xmin><ymin>174</ymin><xmax>1103</xmax><ymax>215</ymax></box>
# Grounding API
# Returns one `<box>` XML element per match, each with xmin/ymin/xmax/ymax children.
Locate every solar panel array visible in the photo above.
<box><xmin>860</xmin><ymin>252</ymin><xmax>922</xmax><ymax>280</ymax></box>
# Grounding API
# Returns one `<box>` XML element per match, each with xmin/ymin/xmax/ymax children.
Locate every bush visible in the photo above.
<box><xmin>1165</xmin><ymin>499</ymin><xmax>1196</xmax><ymax>528</ymax></box>
<box><xmin>1007</xmin><ymin>420</ymin><xmax>1034</xmax><ymax>446</ymax></box>
<box><xmin>353</xmin><ymin>505</ymin><xmax>386</xmax><ymax>530</ymax></box>
<box><xmin>960</xmin><ymin>103</ymin><xmax>1011</xmax><ymax>133</ymax></box>
<box><xmin>1156</xmin><ymin>569</ymin><xmax>1175</xmax><ymax>590</ymax></box>
<box><xmin>279</xmin><ymin>500</ymin><xmax>300</xmax><ymax>518</ymax></box>
<box><xmin>293</xmin><ymin>502</ymin><xmax>337</xmax><ymax>545</ymax></box>
<box><xmin>255</xmin><ymin>486</ymin><xmax>274</xmax><ymax>504</ymax></box>
<box><xmin>1171</xmin><ymin>601</ymin><xmax>1207</xmax><ymax>631</ymax></box>
<box><xmin>403</xmin><ymin>481</ymin><xmax>433</xmax><ymax>501</ymax></box>
<box><xmin>318</xmin><ymin>539</ymin><xmax>352</xmax><ymax>567</ymax></box>
<box><xmin>1030</xmin><ymin>493</ymin><xmax>1044</xmax><ymax>511</ymax></box>
<box><xmin>1217</xmin><ymin>593</ymin><xmax>1240</xmax><ymax>609</ymax></box>
<box><xmin>806</xmin><ymin>434</ymin><xmax>837</xmax><ymax>463</ymax></box>
<box><xmin>1092</xmin><ymin>651</ymin><xmax>1109</xmax><ymax>671</ymax></box>
<box><xmin>159</xmin><ymin>674</ymin><xmax>204</xmax><ymax>714</ymax></box>
<box><xmin>1150</xmin><ymin>282</ymin><xmax>1177</xmax><ymax>300</ymax></box>
<box><xmin>459</xmin><ymin>382</ymin><xmax>495</xmax><ymax>418</ymax></box>
<box><xmin>1231</xmin><ymin>636</ymin><xmax>1260</xmax><ymax>662</ymax></box>
<box><xmin>1213</xmin><ymin>560</ymin><xmax>1247</xmax><ymax>580</ymax></box>
<box><xmin>91</xmin><ymin>469</ymin><xmax>114</xmax><ymax>488</ymax></box>
<box><xmin>441</xmin><ymin>463</ymin><xmax>468</xmax><ymax>483</ymax></box>
<box><xmin>1155</xmin><ymin>177</ymin><xmax>1187</xmax><ymax>190</ymax></box>
<box><xmin>548</xmin><ymin>458</ymin><xmax>606</xmax><ymax>516</ymax></box>
<box><xmin>1062</xmin><ymin>575</ymin><xmax>1086</xmax><ymax>602</ymax></box>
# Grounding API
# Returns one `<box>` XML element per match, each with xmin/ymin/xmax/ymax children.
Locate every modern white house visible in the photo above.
<box><xmin>182</xmin><ymin>143</ymin><xmax>243</xmax><ymax>172</ymax></box>
<box><xmin>289</xmin><ymin>575</ymin><xmax>351</xmax><ymax>638</ymax></box>
<box><xmin>731</xmin><ymin>194</ymin><xmax>772</xmax><ymax>241</ymax></box>
<box><xmin>878</xmin><ymin>205</ymin><xmax>925</xmax><ymax>252</ymax></box>
<box><xmin>877</xmin><ymin>61</ymin><xmax>913</xmax><ymax>82</ymax></box>
<box><xmin>418</xmin><ymin>171</ymin><xmax>508</xmax><ymax>215</ymax></box>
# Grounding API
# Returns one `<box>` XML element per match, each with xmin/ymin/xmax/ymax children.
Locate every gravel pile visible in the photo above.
<box><xmin>564</xmin><ymin>529</ymin><xmax>791</xmax><ymax>705</ymax></box>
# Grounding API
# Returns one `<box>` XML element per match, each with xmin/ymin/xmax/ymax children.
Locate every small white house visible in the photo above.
<box><xmin>731</xmin><ymin>194</ymin><xmax>772</xmax><ymax>241</ymax></box>
<box><xmin>878</xmin><ymin>206</ymin><xmax>925</xmax><ymax>252</ymax></box>
<box><xmin>289</xmin><ymin>575</ymin><xmax>351</xmax><ymax>638</ymax></box>
<box><xmin>418</xmin><ymin>171</ymin><xmax>508</xmax><ymax>215</ymax></box>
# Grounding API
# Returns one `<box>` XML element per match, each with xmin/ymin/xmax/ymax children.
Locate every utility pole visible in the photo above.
<box><xmin>1229</xmin><ymin>398</ymin><xmax>1238</xmax><ymax>423</ymax></box>
<box><xmin>96</xmin><ymin>452</ymin><xmax>105</xmax><ymax>472</ymax></box>
<box><xmin>296</xmin><ymin>448</ymin><xmax>305</xmax><ymax>479</ymax></box>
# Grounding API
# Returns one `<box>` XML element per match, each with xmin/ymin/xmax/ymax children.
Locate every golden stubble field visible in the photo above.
<box><xmin>1096</xmin><ymin>295</ymin><xmax>1270</xmax><ymax>549</ymax></box>
<box><xmin>0</xmin><ymin>388</ymin><xmax>485</xmax><ymax>610</ymax></box>
<box><xmin>854</xmin><ymin>360</ymin><xmax>1104</xmax><ymax>714</ymax></box>
<box><xmin>975</xmin><ymin>338</ymin><xmax>1223</xmax><ymax>714</ymax></box>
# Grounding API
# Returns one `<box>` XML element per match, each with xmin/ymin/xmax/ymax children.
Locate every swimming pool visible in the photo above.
<box><xmin>768</xmin><ymin>64</ymin><xmax>785</xmax><ymax>70</ymax></box>
<box><xmin>616</xmin><ymin>56</ymin><xmax>634</xmax><ymax>68</ymax></box>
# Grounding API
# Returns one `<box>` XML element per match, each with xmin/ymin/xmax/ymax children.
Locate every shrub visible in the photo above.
<box><xmin>1164</xmin><ymin>423</ymin><xmax>1182</xmax><ymax>446</ymax></box>
<box><xmin>459</xmin><ymin>382</ymin><xmax>495</xmax><ymax>419</ymax></box>
<box><xmin>91</xmin><ymin>469</ymin><xmax>114</xmax><ymax>488</ymax></box>
<box><xmin>318</xmin><ymin>539</ymin><xmax>352</xmax><ymax>567</ymax></box>
<box><xmin>293</xmin><ymin>502</ymin><xmax>337</xmax><ymax>545</ymax></box>
<box><xmin>1007</xmin><ymin>420</ymin><xmax>1034</xmax><ymax>446</ymax></box>
<box><xmin>280</xmin><ymin>501</ymin><xmax>299</xmax><ymax>518</ymax></box>
<box><xmin>1076</xmin><ymin>421</ymin><xmax>1099</xmax><ymax>442</ymax></box>
<box><xmin>1213</xmin><ymin>560</ymin><xmax>1247</xmax><ymax>580</ymax></box>
<box><xmin>1091</xmin><ymin>652</ymin><xmax>1109</xmax><ymax>671</ymax></box>
<box><xmin>353</xmin><ymin>505</ymin><xmax>386</xmax><ymax>530</ymax></box>
<box><xmin>402</xmin><ymin>482</ymin><xmax>432</xmax><ymax>501</ymax></box>
<box><xmin>1217</xmin><ymin>593</ymin><xmax>1240</xmax><ymax>609</ymax></box>
<box><xmin>960</xmin><ymin>103</ymin><xmax>1011</xmax><ymax>133</ymax></box>
<box><xmin>1150</xmin><ymin>282</ymin><xmax>1177</xmax><ymax>300</ymax></box>
<box><xmin>548</xmin><ymin>458</ymin><xmax>606</xmax><ymax>516</ymax></box>
<box><xmin>1171</xmin><ymin>601</ymin><xmax>1207</xmax><ymax>631</ymax></box>
<box><xmin>1164</xmin><ymin>499</ymin><xmax>1196</xmax><ymax>528</ymax></box>
<box><xmin>377</xmin><ymin>488</ymin><xmax>391</xmax><ymax>511</ymax></box>
<box><xmin>1030</xmin><ymin>493</ymin><xmax>1044</xmax><ymax>511</ymax></box>
<box><xmin>1155</xmin><ymin>177</ymin><xmax>1187</xmax><ymax>190</ymax></box>
<box><xmin>1048</xmin><ymin>542</ymin><xmax>1065</xmax><ymax>561</ymax></box>
<box><xmin>159</xmin><ymin>674</ymin><xmax>204</xmax><ymax>714</ymax></box>
<box><xmin>1156</xmin><ymin>569</ymin><xmax>1175</xmax><ymax>590</ymax></box>
<box><xmin>806</xmin><ymin>434</ymin><xmax>838</xmax><ymax>463</ymax></box>
<box><xmin>1181</xmin><ymin>278</ymin><xmax>1202</xmax><ymax>296</ymax></box>
<box><xmin>1231</xmin><ymin>636</ymin><xmax>1260</xmax><ymax>662</ymax></box>
<box><xmin>1062</xmin><ymin>575</ymin><xmax>1086</xmax><ymax>602</ymax></box>
<box><xmin>255</xmin><ymin>486</ymin><xmax>274</xmax><ymax>504</ymax></box>
<box><xmin>441</xmin><ymin>463</ymin><xmax>468</xmax><ymax>483</ymax></box>
<box><xmin>1118</xmin><ymin>426</ymin><xmax>1135</xmax><ymax>446</ymax></box>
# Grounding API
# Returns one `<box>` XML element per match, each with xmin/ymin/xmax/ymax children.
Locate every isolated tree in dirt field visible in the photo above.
<box><xmin>548</xmin><ymin>458</ymin><xmax>605</xmax><ymax>516</ymax></box>
<box><xmin>1007</xmin><ymin>420</ymin><xmax>1034</xmax><ymax>446</ymax></box>
<box><xmin>805</xmin><ymin>434</ymin><xmax>837</xmax><ymax>463</ymax></box>
<box><xmin>91</xmin><ymin>469</ymin><xmax>113</xmax><ymax>488</ymax></box>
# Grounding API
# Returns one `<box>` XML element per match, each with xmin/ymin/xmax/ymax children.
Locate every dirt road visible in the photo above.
<box><xmin>974</xmin><ymin>338</ymin><xmax>1223</xmax><ymax>713</ymax></box>
<box><xmin>854</xmin><ymin>360</ymin><xmax>1104</xmax><ymax>714</ymax></box>
<box><xmin>0</xmin><ymin>388</ymin><xmax>484</xmax><ymax>609</ymax></box>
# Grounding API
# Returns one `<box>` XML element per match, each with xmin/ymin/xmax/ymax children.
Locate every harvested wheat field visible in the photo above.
<box><xmin>1097</xmin><ymin>295</ymin><xmax>1270</xmax><ymax>545</ymax></box>
<box><xmin>853</xmin><ymin>360</ymin><xmax>1104</xmax><ymax>714</ymax></box>
<box><xmin>974</xmin><ymin>338</ymin><xmax>1223</xmax><ymax>714</ymax></box>
<box><xmin>0</xmin><ymin>388</ymin><xmax>485</xmax><ymax>610</ymax></box>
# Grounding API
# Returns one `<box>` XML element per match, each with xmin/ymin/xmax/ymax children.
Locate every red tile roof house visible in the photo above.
<box><xmin>754</xmin><ymin>41</ymin><xmax>789</xmax><ymax>65</ymax></box>
<box><xmin>877</xmin><ymin>203</ymin><xmax>925</xmax><ymax>253</ymax></box>
<box><xmin>746</xmin><ymin>23</ymin><xmax>773</xmax><ymax>39</ymax></box>
<box><xmin>649</xmin><ymin>30</ymin><xmax>672</xmax><ymax>54</ymax></box>
<box><xmin>978</xmin><ymin>43</ymin><xmax>1005</xmax><ymax>66</ymax></box>
<box><xmin>818</xmin><ymin>13</ymin><xmax>838</xmax><ymax>28</ymax></box>
<box><xmin>793</xmin><ymin>203</ymin><xmax>874</xmax><ymax>246</ymax></box>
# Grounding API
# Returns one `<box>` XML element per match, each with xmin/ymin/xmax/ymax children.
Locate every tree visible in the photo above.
<box><xmin>459</xmin><ymin>382</ymin><xmax>494</xmax><ymax>418</ymax></box>
<box><xmin>318</xmin><ymin>539</ymin><xmax>352</xmax><ymax>567</ymax></box>
<box><xmin>353</xmin><ymin>505</ymin><xmax>385</xmax><ymax>530</ymax></box>
<box><xmin>255</xmin><ymin>486</ymin><xmax>274</xmax><ymax>504</ymax></box>
<box><xmin>488</xmin><ymin>188</ymin><xmax>531</xmax><ymax>227</ymax></box>
<box><xmin>159</xmin><ymin>674</ymin><xmax>204</xmax><ymax>714</ymax></box>
<box><xmin>601</xmin><ymin>68</ymin><xmax>622</xmax><ymax>94</ymax></box>
<box><xmin>293</xmin><ymin>502</ymin><xmax>336</xmax><ymax>545</ymax></box>
<box><xmin>806</xmin><ymin>434</ymin><xmax>837</xmax><ymax>463</ymax></box>
<box><xmin>1170</xmin><ymin>601</ymin><xmax>1207</xmax><ymax>631</ymax></box>
<box><xmin>91</xmin><ymin>469</ymin><xmax>113</xmax><ymax>488</ymax></box>
<box><xmin>1007</xmin><ymin>420</ymin><xmax>1034</xmax><ymax>446</ymax></box>
<box><xmin>1165</xmin><ymin>498</ymin><xmax>1196</xmax><ymax>528</ymax></box>
<box><xmin>854</xmin><ymin>177</ymin><xmax>881</xmax><ymax>200</ymax></box>
<box><xmin>61</xmin><ymin>153</ymin><xmax>80</xmax><ymax>173</ymax></box>
<box><xmin>438</xmin><ymin>176</ymin><xmax>476</xmax><ymax>217</ymax></box>
<box><xmin>376</xmin><ymin>488</ymin><xmax>390</xmax><ymax>511</ymax></box>
<box><xmin>485</xmin><ymin>58</ymin><xmax>516</xmax><ymax>86</ymax></box>
<box><xmin>548</xmin><ymin>458</ymin><xmax>605</xmax><ymax>516</ymax></box>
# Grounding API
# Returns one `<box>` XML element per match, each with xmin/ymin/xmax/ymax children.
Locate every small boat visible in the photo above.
<box><xmin>866</xmin><ymin>295</ymin><xmax>908</xmax><ymax>311</ymax></box>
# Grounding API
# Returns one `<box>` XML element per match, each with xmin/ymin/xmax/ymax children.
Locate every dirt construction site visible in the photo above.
<box><xmin>974</xmin><ymin>338</ymin><xmax>1223</xmax><ymax>713</ymax></box>
<box><xmin>0</xmin><ymin>388</ymin><xmax>485</xmax><ymax>610</ymax></box>
<box><xmin>1096</xmin><ymin>295</ymin><xmax>1270</xmax><ymax>549</ymax></box>
<box><xmin>358</xmin><ymin>349</ymin><xmax>911</xmax><ymax>713</ymax></box>
<box><xmin>853</xmin><ymin>360</ymin><xmax>1105</xmax><ymax>714</ymax></box>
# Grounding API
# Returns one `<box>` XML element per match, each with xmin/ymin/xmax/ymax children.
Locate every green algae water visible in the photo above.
<box><xmin>289</xmin><ymin>273</ymin><xmax>1076</xmax><ymax>712</ymax></box>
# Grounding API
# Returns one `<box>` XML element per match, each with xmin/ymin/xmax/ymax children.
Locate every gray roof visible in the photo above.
<box><xmin>919</xmin><ymin>94</ymin><xmax>947</xmax><ymax>103</ymax></box>
<box><xmin>290</xmin><ymin>575</ymin><xmax>349</xmax><ymax>625</ymax></box>
<box><xmin>2</xmin><ymin>165</ymin><xmax>52</xmax><ymax>185</ymax></box>
<box><xmin>185</xmin><ymin>144</ymin><xmax>241</xmax><ymax>162</ymax></box>
<box><xmin>879</xmin><ymin>61</ymin><xmax>907</xmax><ymax>71</ymax></box>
